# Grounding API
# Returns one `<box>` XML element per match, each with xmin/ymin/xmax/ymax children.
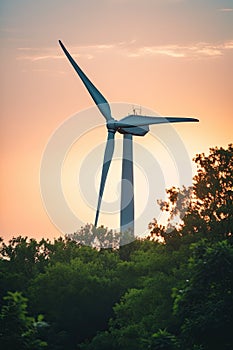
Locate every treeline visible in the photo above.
<box><xmin>0</xmin><ymin>144</ymin><xmax>232</xmax><ymax>350</ymax></box>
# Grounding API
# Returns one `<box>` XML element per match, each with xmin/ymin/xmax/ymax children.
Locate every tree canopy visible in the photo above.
<box><xmin>1</xmin><ymin>144</ymin><xmax>232</xmax><ymax>350</ymax></box>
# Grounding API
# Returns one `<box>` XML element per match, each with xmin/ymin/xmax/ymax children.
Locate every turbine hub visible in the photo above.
<box><xmin>107</xmin><ymin>119</ymin><xmax>118</xmax><ymax>133</ymax></box>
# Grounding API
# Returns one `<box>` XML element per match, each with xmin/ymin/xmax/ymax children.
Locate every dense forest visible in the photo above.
<box><xmin>0</xmin><ymin>144</ymin><xmax>232</xmax><ymax>350</ymax></box>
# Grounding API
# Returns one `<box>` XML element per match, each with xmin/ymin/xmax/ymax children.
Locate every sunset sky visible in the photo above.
<box><xmin>1</xmin><ymin>0</ymin><xmax>233</xmax><ymax>241</ymax></box>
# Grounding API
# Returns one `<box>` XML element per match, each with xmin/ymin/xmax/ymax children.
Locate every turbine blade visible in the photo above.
<box><xmin>120</xmin><ymin>134</ymin><xmax>134</xmax><ymax>239</ymax></box>
<box><xmin>115</xmin><ymin>115</ymin><xmax>199</xmax><ymax>128</ymax></box>
<box><xmin>59</xmin><ymin>40</ymin><xmax>113</xmax><ymax>121</ymax></box>
<box><xmin>94</xmin><ymin>131</ymin><xmax>115</xmax><ymax>227</ymax></box>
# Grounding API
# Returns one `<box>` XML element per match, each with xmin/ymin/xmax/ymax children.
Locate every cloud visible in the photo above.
<box><xmin>17</xmin><ymin>39</ymin><xmax>233</xmax><ymax>63</ymax></box>
<box><xmin>17</xmin><ymin>43</ymin><xmax>115</xmax><ymax>62</ymax></box>
<box><xmin>218</xmin><ymin>8</ymin><xmax>233</xmax><ymax>12</ymax></box>
<box><xmin>127</xmin><ymin>46</ymin><xmax>186</xmax><ymax>58</ymax></box>
<box><xmin>17</xmin><ymin>47</ymin><xmax>62</xmax><ymax>61</ymax></box>
<box><xmin>224</xmin><ymin>40</ymin><xmax>233</xmax><ymax>49</ymax></box>
<box><xmin>125</xmin><ymin>41</ymin><xmax>233</xmax><ymax>59</ymax></box>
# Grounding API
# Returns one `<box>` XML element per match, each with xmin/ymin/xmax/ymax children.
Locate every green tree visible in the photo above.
<box><xmin>28</xmin><ymin>247</ymin><xmax>123</xmax><ymax>349</ymax></box>
<box><xmin>81</xmin><ymin>243</ymin><xmax>179</xmax><ymax>350</ymax></box>
<box><xmin>0</xmin><ymin>291</ymin><xmax>48</xmax><ymax>350</ymax></box>
<box><xmin>0</xmin><ymin>236</ymin><xmax>51</xmax><ymax>300</ymax></box>
<box><xmin>145</xmin><ymin>329</ymin><xmax>179</xmax><ymax>350</ymax></box>
<box><xmin>173</xmin><ymin>240</ymin><xmax>233</xmax><ymax>349</ymax></box>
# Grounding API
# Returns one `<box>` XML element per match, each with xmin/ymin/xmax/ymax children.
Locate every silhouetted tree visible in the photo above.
<box><xmin>150</xmin><ymin>144</ymin><xmax>233</xmax><ymax>242</ymax></box>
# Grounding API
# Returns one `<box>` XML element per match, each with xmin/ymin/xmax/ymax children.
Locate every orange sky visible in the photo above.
<box><xmin>1</xmin><ymin>0</ymin><xmax>233</xmax><ymax>241</ymax></box>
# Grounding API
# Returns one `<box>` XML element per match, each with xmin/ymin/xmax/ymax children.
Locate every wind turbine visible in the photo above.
<box><xmin>59</xmin><ymin>40</ymin><xmax>198</xmax><ymax>237</ymax></box>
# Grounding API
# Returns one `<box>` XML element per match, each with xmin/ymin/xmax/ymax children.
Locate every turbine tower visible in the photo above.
<box><xmin>59</xmin><ymin>40</ymin><xmax>198</xmax><ymax>238</ymax></box>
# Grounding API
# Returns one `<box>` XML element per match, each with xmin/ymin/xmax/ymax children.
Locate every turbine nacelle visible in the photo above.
<box><xmin>118</xmin><ymin>125</ymin><xmax>149</xmax><ymax>136</ymax></box>
<box><xmin>107</xmin><ymin>119</ymin><xmax>149</xmax><ymax>136</ymax></box>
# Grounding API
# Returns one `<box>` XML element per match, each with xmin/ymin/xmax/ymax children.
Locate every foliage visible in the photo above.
<box><xmin>145</xmin><ymin>329</ymin><xmax>179</xmax><ymax>350</ymax></box>
<box><xmin>173</xmin><ymin>239</ymin><xmax>233</xmax><ymax>350</ymax></box>
<box><xmin>0</xmin><ymin>291</ymin><xmax>48</xmax><ymax>350</ymax></box>
<box><xmin>28</xmin><ymin>248</ymin><xmax>122</xmax><ymax>347</ymax></box>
